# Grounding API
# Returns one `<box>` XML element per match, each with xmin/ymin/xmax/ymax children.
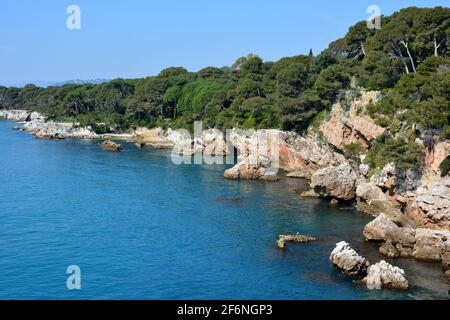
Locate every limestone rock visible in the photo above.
<box><xmin>363</xmin><ymin>260</ymin><xmax>408</xmax><ymax>290</ymax></box>
<box><xmin>100</xmin><ymin>140</ymin><xmax>122</xmax><ymax>152</ymax></box>
<box><xmin>379</xmin><ymin>240</ymin><xmax>400</xmax><ymax>258</ymax></box>
<box><xmin>412</xmin><ymin>229</ymin><xmax>447</xmax><ymax>262</ymax></box>
<box><xmin>356</xmin><ymin>182</ymin><xmax>402</xmax><ymax>219</ymax></box>
<box><xmin>370</xmin><ymin>163</ymin><xmax>397</xmax><ymax>191</ymax></box>
<box><xmin>363</xmin><ymin>214</ymin><xmax>416</xmax><ymax>245</ymax></box>
<box><xmin>134</xmin><ymin>127</ymin><xmax>173</xmax><ymax>149</ymax></box>
<box><xmin>224</xmin><ymin>161</ymin><xmax>279</xmax><ymax>181</ymax></box>
<box><xmin>311</xmin><ymin>163</ymin><xmax>358</xmax><ymax>201</ymax></box>
<box><xmin>329</xmin><ymin>241</ymin><xmax>369</xmax><ymax>277</ymax></box>
<box><xmin>277</xmin><ymin>234</ymin><xmax>316</xmax><ymax>249</ymax></box>
<box><xmin>319</xmin><ymin>91</ymin><xmax>384</xmax><ymax>151</ymax></box>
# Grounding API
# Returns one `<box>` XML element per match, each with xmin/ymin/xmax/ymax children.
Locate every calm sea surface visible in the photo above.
<box><xmin>0</xmin><ymin>120</ymin><xmax>448</xmax><ymax>299</ymax></box>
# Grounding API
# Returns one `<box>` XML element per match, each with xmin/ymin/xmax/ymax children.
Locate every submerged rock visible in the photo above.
<box><xmin>363</xmin><ymin>260</ymin><xmax>408</xmax><ymax>290</ymax></box>
<box><xmin>299</xmin><ymin>189</ymin><xmax>320</xmax><ymax>198</ymax></box>
<box><xmin>100</xmin><ymin>140</ymin><xmax>122</xmax><ymax>152</ymax></box>
<box><xmin>329</xmin><ymin>241</ymin><xmax>369</xmax><ymax>277</ymax></box>
<box><xmin>277</xmin><ymin>234</ymin><xmax>316</xmax><ymax>249</ymax></box>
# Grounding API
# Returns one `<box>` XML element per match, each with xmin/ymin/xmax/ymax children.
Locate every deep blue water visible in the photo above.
<box><xmin>0</xmin><ymin>120</ymin><xmax>448</xmax><ymax>300</ymax></box>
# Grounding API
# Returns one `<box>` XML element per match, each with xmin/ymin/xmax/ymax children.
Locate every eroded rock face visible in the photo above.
<box><xmin>424</xmin><ymin>141</ymin><xmax>450</xmax><ymax>174</ymax></box>
<box><xmin>329</xmin><ymin>241</ymin><xmax>369</xmax><ymax>277</ymax></box>
<box><xmin>227</xmin><ymin>129</ymin><xmax>345</xmax><ymax>180</ymax></box>
<box><xmin>412</xmin><ymin>229</ymin><xmax>448</xmax><ymax>262</ymax></box>
<box><xmin>356</xmin><ymin>182</ymin><xmax>402</xmax><ymax>219</ymax></box>
<box><xmin>311</xmin><ymin>164</ymin><xmax>358</xmax><ymax>201</ymax></box>
<box><xmin>370</xmin><ymin>163</ymin><xmax>397</xmax><ymax>191</ymax></box>
<box><xmin>319</xmin><ymin>91</ymin><xmax>384</xmax><ymax>151</ymax></box>
<box><xmin>363</xmin><ymin>260</ymin><xmax>408</xmax><ymax>290</ymax></box>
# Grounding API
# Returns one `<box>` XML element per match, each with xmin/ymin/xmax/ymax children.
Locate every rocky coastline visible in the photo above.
<box><xmin>1</xmin><ymin>89</ymin><xmax>449</xmax><ymax>286</ymax></box>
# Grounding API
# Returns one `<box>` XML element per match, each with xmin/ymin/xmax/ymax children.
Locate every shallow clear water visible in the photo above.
<box><xmin>0</xmin><ymin>120</ymin><xmax>448</xmax><ymax>300</ymax></box>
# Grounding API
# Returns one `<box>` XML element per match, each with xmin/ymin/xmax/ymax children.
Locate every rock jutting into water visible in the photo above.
<box><xmin>100</xmin><ymin>140</ymin><xmax>122</xmax><ymax>152</ymax></box>
<box><xmin>330</xmin><ymin>241</ymin><xmax>409</xmax><ymax>289</ymax></box>
<box><xmin>329</xmin><ymin>241</ymin><xmax>370</xmax><ymax>277</ymax></box>
<box><xmin>276</xmin><ymin>234</ymin><xmax>317</xmax><ymax>249</ymax></box>
<box><xmin>363</xmin><ymin>260</ymin><xmax>408</xmax><ymax>290</ymax></box>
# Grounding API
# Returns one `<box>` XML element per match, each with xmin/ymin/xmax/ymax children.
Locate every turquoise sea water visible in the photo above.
<box><xmin>0</xmin><ymin>120</ymin><xmax>448</xmax><ymax>300</ymax></box>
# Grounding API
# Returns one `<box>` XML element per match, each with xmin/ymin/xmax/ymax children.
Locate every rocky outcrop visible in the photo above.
<box><xmin>330</xmin><ymin>241</ymin><xmax>409</xmax><ymax>289</ymax></box>
<box><xmin>370</xmin><ymin>163</ymin><xmax>397</xmax><ymax>191</ymax></box>
<box><xmin>277</xmin><ymin>234</ymin><xmax>316</xmax><ymax>249</ymax></box>
<box><xmin>329</xmin><ymin>241</ymin><xmax>369</xmax><ymax>277</ymax></box>
<box><xmin>319</xmin><ymin>91</ymin><xmax>384</xmax><ymax>151</ymax></box>
<box><xmin>424</xmin><ymin>140</ymin><xmax>450</xmax><ymax>175</ymax></box>
<box><xmin>310</xmin><ymin>163</ymin><xmax>359</xmax><ymax>201</ymax></box>
<box><xmin>100</xmin><ymin>140</ymin><xmax>122</xmax><ymax>152</ymax></box>
<box><xmin>224</xmin><ymin>160</ymin><xmax>279</xmax><ymax>181</ymax></box>
<box><xmin>363</xmin><ymin>214</ymin><xmax>416</xmax><ymax>246</ymax></box>
<box><xmin>0</xmin><ymin>110</ymin><xmax>31</xmax><ymax>122</ymax></box>
<box><xmin>364</xmin><ymin>214</ymin><xmax>450</xmax><ymax>279</ymax></box>
<box><xmin>363</xmin><ymin>260</ymin><xmax>408</xmax><ymax>290</ymax></box>
<box><xmin>134</xmin><ymin>127</ymin><xmax>173</xmax><ymax>149</ymax></box>
<box><xmin>225</xmin><ymin>128</ymin><xmax>346</xmax><ymax>181</ymax></box>
<box><xmin>356</xmin><ymin>182</ymin><xmax>402</xmax><ymax>220</ymax></box>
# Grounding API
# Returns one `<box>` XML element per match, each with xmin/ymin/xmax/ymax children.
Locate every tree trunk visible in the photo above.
<box><xmin>400</xmin><ymin>41</ymin><xmax>416</xmax><ymax>73</ymax></box>
<box><xmin>391</xmin><ymin>42</ymin><xmax>409</xmax><ymax>74</ymax></box>
<box><xmin>434</xmin><ymin>35</ymin><xmax>444</xmax><ymax>57</ymax></box>
<box><xmin>360</xmin><ymin>41</ymin><xmax>366</xmax><ymax>56</ymax></box>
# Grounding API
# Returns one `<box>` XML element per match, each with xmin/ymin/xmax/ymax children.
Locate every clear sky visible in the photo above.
<box><xmin>1</xmin><ymin>0</ymin><xmax>448</xmax><ymax>86</ymax></box>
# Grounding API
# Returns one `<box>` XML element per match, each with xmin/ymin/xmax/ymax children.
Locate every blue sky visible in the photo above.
<box><xmin>0</xmin><ymin>0</ymin><xmax>448</xmax><ymax>86</ymax></box>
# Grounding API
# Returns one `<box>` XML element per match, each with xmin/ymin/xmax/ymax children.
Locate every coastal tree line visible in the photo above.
<box><xmin>1</xmin><ymin>6</ymin><xmax>449</xmax><ymax>171</ymax></box>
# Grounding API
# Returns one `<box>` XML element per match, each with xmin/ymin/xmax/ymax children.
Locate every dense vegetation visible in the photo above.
<box><xmin>1</xmin><ymin>7</ymin><xmax>449</xmax><ymax>171</ymax></box>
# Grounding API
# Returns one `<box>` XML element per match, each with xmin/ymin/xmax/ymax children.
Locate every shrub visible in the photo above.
<box><xmin>343</xmin><ymin>142</ymin><xmax>366</xmax><ymax>165</ymax></box>
<box><xmin>365</xmin><ymin>135</ymin><xmax>423</xmax><ymax>170</ymax></box>
<box><xmin>440</xmin><ymin>156</ymin><xmax>450</xmax><ymax>177</ymax></box>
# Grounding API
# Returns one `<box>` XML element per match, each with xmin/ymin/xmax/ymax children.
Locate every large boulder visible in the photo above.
<box><xmin>329</xmin><ymin>241</ymin><xmax>369</xmax><ymax>277</ymax></box>
<box><xmin>363</xmin><ymin>214</ymin><xmax>416</xmax><ymax>245</ymax></box>
<box><xmin>310</xmin><ymin>163</ymin><xmax>358</xmax><ymax>201</ymax></box>
<box><xmin>412</xmin><ymin>229</ymin><xmax>448</xmax><ymax>262</ymax></box>
<box><xmin>363</xmin><ymin>260</ymin><xmax>408</xmax><ymax>290</ymax></box>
